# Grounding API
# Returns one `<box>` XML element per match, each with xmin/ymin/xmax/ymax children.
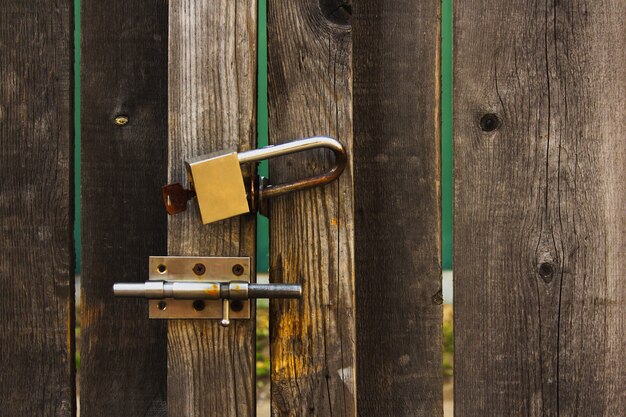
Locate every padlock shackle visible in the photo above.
<box><xmin>237</xmin><ymin>136</ymin><xmax>345</xmax><ymax>164</ymax></box>
<box><xmin>238</xmin><ymin>136</ymin><xmax>347</xmax><ymax>204</ymax></box>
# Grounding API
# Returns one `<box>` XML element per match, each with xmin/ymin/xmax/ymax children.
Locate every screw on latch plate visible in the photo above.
<box><xmin>193</xmin><ymin>263</ymin><xmax>206</xmax><ymax>276</ymax></box>
<box><xmin>113</xmin><ymin>256</ymin><xmax>301</xmax><ymax>326</ymax></box>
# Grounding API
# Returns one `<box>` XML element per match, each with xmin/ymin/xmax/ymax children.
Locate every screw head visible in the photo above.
<box><xmin>157</xmin><ymin>301</ymin><xmax>167</xmax><ymax>310</ymax></box>
<box><xmin>192</xmin><ymin>263</ymin><xmax>206</xmax><ymax>276</ymax></box>
<box><xmin>114</xmin><ymin>115</ymin><xmax>129</xmax><ymax>126</ymax></box>
<box><xmin>232</xmin><ymin>264</ymin><xmax>244</xmax><ymax>276</ymax></box>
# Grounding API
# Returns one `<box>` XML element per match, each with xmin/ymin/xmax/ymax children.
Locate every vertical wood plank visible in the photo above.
<box><xmin>454</xmin><ymin>1</ymin><xmax>625</xmax><ymax>416</ymax></box>
<box><xmin>352</xmin><ymin>1</ymin><xmax>443</xmax><ymax>416</ymax></box>
<box><xmin>80</xmin><ymin>1</ymin><xmax>168</xmax><ymax>416</ymax></box>
<box><xmin>167</xmin><ymin>1</ymin><xmax>257</xmax><ymax>416</ymax></box>
<box><xmin>0</xmin><ymin>1</ymin><xmax>75</xmax><ymax>416</ymax></box>
<box><xmin>267</xmin><ymin>2</ymin><xmax>355</xmax><ymax>416</ymax></box>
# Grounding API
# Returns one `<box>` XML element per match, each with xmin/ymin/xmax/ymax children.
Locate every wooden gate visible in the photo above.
<box><xmin>0</xmin><ymin>1</ymin><xmax>623</xmax><ymax>416</ymax></box>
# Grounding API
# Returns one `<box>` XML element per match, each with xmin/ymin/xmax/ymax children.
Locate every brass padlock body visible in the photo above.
<box><xmin>185</xmin><ymin>149</ymin><xmax>249</xmax><ymax>224</ymax></box>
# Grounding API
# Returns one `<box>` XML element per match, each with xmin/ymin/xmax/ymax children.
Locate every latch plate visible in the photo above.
<box><xmin>148</xmin><ymin>256</ymin><xmax>251</xmax><ymax>320</ymax></box>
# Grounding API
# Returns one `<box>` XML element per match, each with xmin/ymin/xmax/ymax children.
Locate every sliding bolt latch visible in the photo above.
<box><xmin>113</xmin><ymin>256</ymin><xmax>301</xmax><ymax>326</ymax></box>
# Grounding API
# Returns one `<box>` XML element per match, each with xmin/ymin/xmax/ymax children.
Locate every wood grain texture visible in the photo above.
<box><xmin>454</xmin><ymin>1</ymin><xmax>625</xmax><ymax>416</ymax></box>
<box><xmin>352</xmin><ymin>1</ymin><xmax>443</xmax><ymax>416</ymax></box>
<box><xmin>80</xmin><ymin>1</ymin><xmax>168</xmax><ymax>416</ymax></box>
<box><xmin>167</xmin><ymin>1</ymin><xmax>257</xmax><ymax>416</ymax></box>
<box><xmin>267</xmin><ymin>2</ymin><xmax>355</xmax><ymax>416</ymax></box>
<box><xmin>0</xmin><ymin>1</ymin><xmax>74</xmax><ymax>416</ymax></box>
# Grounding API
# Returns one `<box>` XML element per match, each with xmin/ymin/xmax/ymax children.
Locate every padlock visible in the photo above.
<box><xmin>162</xmin><ymin>136</ymin><xmax>347</xmax><ymax>224</ymax></box>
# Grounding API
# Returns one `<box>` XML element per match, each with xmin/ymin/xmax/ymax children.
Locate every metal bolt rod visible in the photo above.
<box><xmin>247</xmin><ymin>283</ymin><xmax>302</xmax><ymax>299</ymax></box>
<box><xmin>113</xmin><ymin>281</ymin><xmax>221</xmax><ymax>299</ymax></box>
<box><xmin>113</xmin><ymin>281</ymin><xmax>302</xmax><ymax>300</ymax></box>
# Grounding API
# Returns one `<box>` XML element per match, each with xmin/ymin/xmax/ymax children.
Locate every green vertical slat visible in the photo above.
<box><xmin>74</xmin><ymin>0</ymin><xmax>81</xmax><ymax>272</ymax></box>
<box><xmin>257</xmin><ymin>0</ymin><xmax>269</xmax><ymax>272</ymax></box>
<box><xmin>442</xmin><ymin>0</ymin><xmax>453</xmax><ymax>270</ymax></box>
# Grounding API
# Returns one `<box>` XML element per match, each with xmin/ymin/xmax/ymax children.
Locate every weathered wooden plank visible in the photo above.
<box><xmin>352</xmin><ymin>1</ymin><xmax>443</xmax><ymax>416</ymax></box>
<box><xmin>80</xmin><ymin>1</ymin><xmax>168</xmax><ymax>415</ymax></box>
<box><xmin>266</xmin><ymin>2</ymin><xmax>355</xmax><ymax>416</ymax></box>
<box><xmin>0</xmin><ymin>1</ymin><xmax>74</xmax><ymax>416</ymax></box>
<box><xmin>167</xmin><ymin>1</ymin><xmax>257</xmax><ymax>416</ymax></box>
<box><xmin>454</xmin><ymin>1</ymin><xmax>625</xmax><ymax>416</ymax></box>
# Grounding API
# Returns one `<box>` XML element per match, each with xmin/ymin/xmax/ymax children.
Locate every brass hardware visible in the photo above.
<box><xmin>114</xmin><ymin>115</ymin><xmax>129</xmax><ymax>126</ymax></box>
<box><xmin>113</xmin><ymin>256</ymin><xmax>301</xmax><ymax>326</ymax></box>
<box><xmin>185</xmin><ymin>149</ymin><xmax>250</xmax><ymax>224</ymax></box>
<box><xmin>162</xmin><ymin>136</ymin><xmax>347</xmax><ymax>224</ymax></box>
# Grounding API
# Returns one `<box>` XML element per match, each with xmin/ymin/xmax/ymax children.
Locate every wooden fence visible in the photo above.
<box><xmin>454</xmin><ymin>1</ymin><xmax>625</xmax><ymax>415</ymax></box>
<box><xmin>0</xmin><ymin>0</ymin><xmax>623</xmax><ymax>416</ymax></box>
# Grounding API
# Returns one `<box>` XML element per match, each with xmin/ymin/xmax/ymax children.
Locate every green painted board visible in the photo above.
<box><xmin>442</xmin><ymin>0</ymin><xmax>453</xmax><ymax>269</ymax></box>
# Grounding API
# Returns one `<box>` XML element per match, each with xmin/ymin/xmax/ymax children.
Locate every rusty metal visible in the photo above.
<box><xmin>244</xmin><ymin>136</ymin><xmax>348</xmax><ymax>214</ymax></box>
<box><xmin>115</xmin><ymin>256</ymin><xmax>252</xmax><ymax>321</ymax></box>
<box><xmin>162</xmin><ymin>183</ymin><xmax>196</xmax><ymax>215</ymax></box>
<box><xmin>114</xmin><ymin>280</ymin><xmax>302</xmax><ymax>301</ymax></box>
<box><xmin>160</xmin><ymin>136</ymin><xmax>347</xmax><ymax>222</ymax></box>
<box><xmin>112</xmin><ymin>256</ymin><xmax>302</xmax><ymax>326</ymax></box>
